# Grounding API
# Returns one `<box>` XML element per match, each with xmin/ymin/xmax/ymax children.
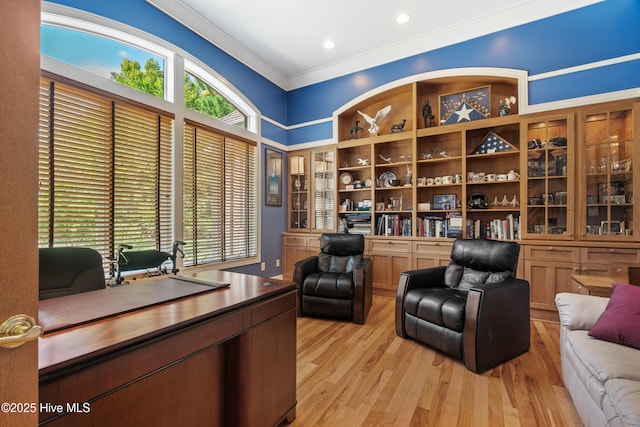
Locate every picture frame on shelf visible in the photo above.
<box><xmin>439</xmin><ymin>85</ymin><xmax>490</xmax><ymax>125</ymax></box>
<box><xmin>265</xmin><ymin>148</ymin><xmax>282</xmax><ymax>206</ymax></box>
<box><xmin>586</xmin><ymin>225</ymin><xmax>601</xmax><ymax>235</ymax></box>
<box><xmin>601</xmin><ymin>220</ymin><xmax>624</xmax><ymax>235</ymax></box>
<box><xmin>433</xmin><ymin>194</ymin><xmax>456</xmax><ymax>210</ymax></box>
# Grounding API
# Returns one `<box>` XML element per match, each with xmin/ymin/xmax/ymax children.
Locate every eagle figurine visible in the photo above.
<box><xmin>357</xmin><ymin>105</ymin><xmax>391</xmax><ymax>135</ymax></box>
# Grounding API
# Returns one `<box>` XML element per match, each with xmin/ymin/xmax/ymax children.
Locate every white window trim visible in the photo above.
<box><xmin>40</xmin><ymin>2</ymin><xmax>262</xmax><ymax>271</ymax></box>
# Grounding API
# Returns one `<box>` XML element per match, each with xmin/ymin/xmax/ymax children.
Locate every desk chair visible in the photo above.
<box><xmin>39</xmin><ymin>247</ymin><xmax>106</xmax><ymax>300</ymax></box>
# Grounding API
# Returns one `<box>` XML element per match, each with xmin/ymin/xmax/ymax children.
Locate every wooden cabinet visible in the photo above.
<box><xmin>281</xmin><ymin>234</ymin><xmax>320</xmax><ymax>280</ymax></box>
<box><xmin>412</xmin><ymin>240</ymin><xmax>452</xmax><ymax>269</ymax></box>
<box><xmin>578</xmin><ymin>246</ymin><xmax>640</xmax><ymax>276</ymax></box>
<box><xmin>578</xmin><ymin>102</ymin><xmax>639</xmax><ymax>239</ymax></box>
<box><xmin>287</xmin><ymin>147</ymin><xmax>336</xmax><ymax>232</ymax></box>
<box><xmin>336</xmin><ymin>77</ymin><xmax>522</xmax><ymax>241</ymax></box>
<box><xmin>367</xmin><ymin>238</ymin><xmax>412</xmax><ymax>298</ymax></box>
<box><xmin>523</xmin><ymin>245</ymin><xmax>580</xmax><ymax>313</ymax></box>
<box><xmin>521</xmin><ymin>113</ymin><xmax>575</xmax><ymax>240</ymax></box>
<box><xmin>285</xmin><ymin>75</ymin><xmax>640</xmax><ymax>313</ymax></box>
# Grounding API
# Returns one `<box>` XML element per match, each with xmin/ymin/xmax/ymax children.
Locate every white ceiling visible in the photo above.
<box><xmin>146</xmin><ymin>0</ymin><xmax>601</xmax><ymax>90</ymax></box>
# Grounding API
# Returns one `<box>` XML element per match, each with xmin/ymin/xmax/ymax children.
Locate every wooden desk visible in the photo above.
<box><xmin>571</xmin><ymin>274</ymin><xmax>614</xmax><ymax>298</ymax></box>
<box><xmin>39</xmin><ymin>271</ymin><xmax>297</xmax><ymax>427</ymax></box>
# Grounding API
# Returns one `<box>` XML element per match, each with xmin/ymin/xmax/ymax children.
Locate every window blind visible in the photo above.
<box><xmin>38</xmin><ymin>78</ymin><xmax>174</xmax><ymax>270</ymax></box>
<box><xmin>183</xmin><ymin>124</ymin><xmax>257</xmax><ymax>266</ymax></box>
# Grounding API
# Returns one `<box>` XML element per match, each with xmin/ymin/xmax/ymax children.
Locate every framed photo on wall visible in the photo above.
<box><xmin>265</xmin><ymin>148</ymin><xmax>282</xmax><ymax>206</ymax></box>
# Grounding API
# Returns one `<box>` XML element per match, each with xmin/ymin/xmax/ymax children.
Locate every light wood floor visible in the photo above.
<box><xmin>292</xmin><ymin>296</ymin><xmax>583</xmax><ymax>427</ymax></box>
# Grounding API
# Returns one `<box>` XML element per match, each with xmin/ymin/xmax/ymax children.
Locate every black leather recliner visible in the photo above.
<box><xmin>293</xmin><ymin>233</ymin><xmax>372</xmax><ymax>324</ymax></box>
<box><xmin>395</xmin><ymin>238</ymin><xmax>530</xmax><ymax>373</ymax></box>
<box><xmin>39</xmin><ymin>247</ymin><xmax>106</xmax><ymax>300</ymax></box>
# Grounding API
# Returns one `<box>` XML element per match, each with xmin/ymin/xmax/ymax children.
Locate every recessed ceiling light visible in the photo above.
<box><xmin>323</xmin><ymin>40</ymin><xmax>335</xmax><ymax>49</ymax></box>
<box><xmin>396</xmin><ymin>13</ymin><xmax>410</xmax><ymax>24</ymax></box>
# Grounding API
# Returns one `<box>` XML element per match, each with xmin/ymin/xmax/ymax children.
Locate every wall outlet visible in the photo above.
<box><xmin>276</xmin><ymin>259</ymin><xmax>280</xmax><ymax>267</ymax></box>
<box><xmin>260</xmin><ymin>262</ymin><xmax>266</xmax><ymax>271</ymax></box>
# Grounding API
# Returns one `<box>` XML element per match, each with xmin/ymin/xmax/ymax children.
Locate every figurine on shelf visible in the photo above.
<box><xmin>390</xmin><ymin>119</ymin><xmax>406</xmax><ymax>133</ymax></box>
<box><xmin>499</xmin><ymin>96</ymin><xmax>517</xmax><ymax>116</ymax></box>
<box><xmin>431</xmin><ymin>149</ymin><xmax>448</xmax><ymax>158</ymax></box>
<box><xmin>356</xmin><ymin>157</ymin><xmax>369</xmax><ymax>166</ymax></box>
<box><xmin>405</xmin><ymin>165</ymin><xmax>412</xmax><ymax>186</ymax></box>
<box><xmin>349</xmin><ymin>120</ymin><xmax>363</xmax><ymax>139</ymax></box>
<box><xmin>422</xmin><ymin>99</ymin><xmax>435</xmax><ymax>127</ymax></box>
<box><xmin>358</xmin><ymin>105</ymin><xmax>391</xmax><ymax>135</ymax></box>
<box><xmin>378</xmin><ymin>154</ymin><xmax>392</xmax><ymax>163</ymax></box>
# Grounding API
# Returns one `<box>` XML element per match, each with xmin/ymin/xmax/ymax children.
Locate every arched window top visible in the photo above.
<box><xmin>41</xmin><ymin>6</ymin><xmax>258</xmax><ymax>133</ymax></box>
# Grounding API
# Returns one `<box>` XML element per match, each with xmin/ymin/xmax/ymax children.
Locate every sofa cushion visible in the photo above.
<box><xmin>302</xmin><ymin>272</ymin><xmax>354</xmax><ymax>299</ymax></box>
<box><xmin>566</xmin><ymin>329</ymin><xmax>640</xmax><ymax>408</ymax></box>
<box><xmin>404</xmin><ymin>287</ymin><xmax>467</xmax><ymax>332</ymax></box>
<box><xmin>603</xmin><ymin>379</ymin><xmax>640</xmax><ymax>426</ymax></box>
<box><xmin>588</xmin><ymin>282</ymin><xmax>640</xmax><ymax>350</ymax></box>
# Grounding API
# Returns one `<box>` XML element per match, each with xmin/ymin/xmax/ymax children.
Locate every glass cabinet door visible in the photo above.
<box><xmin>289</xmin><ymin>154</ymin><xmax>308</xmax><ymax>231</ymax></box>
<box><xmin>523</xmin><ymin>116</ymin><xmax>573</xmax><ymax>239</ymax></box>
<box><xmin>312</xmin><ymin>149</ymin><xmax>335</xmax><ymax>232</ymax></box>
<box><xmin>583</xmin><ymin>108</ymin><xmax>634</xmax><ymax>238</ymax></box>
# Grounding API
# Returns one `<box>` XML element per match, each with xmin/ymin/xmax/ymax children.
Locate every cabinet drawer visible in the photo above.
<box><xmin>413</xmin><ymin>241</ymin><xmax>452</xmax><ymax>257</ymax></box>
<box><xmin>580</xmin><ymin>247</ymin><xmax>640</xmax><ymax>265</ymax></box>
<box><xmin>524</xmin><ymin>245</ymin><xmax>580</xmax><ymax>262</ymax></box>
<box><xmin>369</xmin><ymin>238</ymin><xmax>411</xmax><ymax>254</ymax></box>
<box><xmin>306</xmin><ymin>235</ymin><xmax>321</xmax><ymax>250</ymax></box>
<box><xmin>283</xmin><ymin>235</ymin><xmax>309</xmax><ymax>247</ymax></box>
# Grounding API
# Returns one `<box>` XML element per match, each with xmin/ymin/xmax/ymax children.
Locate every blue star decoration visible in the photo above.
<box><xmin>444</xmin><ymin>102</ymin><xmax>486</xmax><ymax>125</ymax></box>
<box><xmin>473</xmin><ymin>131</ymin><xmax>515</xmax><ymax>154</ymax></box>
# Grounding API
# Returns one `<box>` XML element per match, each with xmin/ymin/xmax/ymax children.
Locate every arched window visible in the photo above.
<box><xmin>40</xmin><ymin>6</ymin><xmax>259</xmax><ymax>272</ymax></box>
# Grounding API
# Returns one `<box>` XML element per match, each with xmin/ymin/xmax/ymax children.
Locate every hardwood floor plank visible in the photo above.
<box><xmin>290</xmin><ymin>296</ymin><xmax>581</xmax><ymax>427</ymax></box>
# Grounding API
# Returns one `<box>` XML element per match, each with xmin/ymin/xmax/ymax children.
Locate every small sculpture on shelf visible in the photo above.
<box><xmin>349</xmin><ymin>120</ymin><xmax>363</xmax><ymax>139</ymax></box>
<box><xmin>422</xmin><ymin>99</ymin><xmax>435</xmax><ymax>127</ymax></box>
<box><xmin>378</xmin><ymin>154</ymin><xmax>392</xmax><ymax>164</ymax></box>
<box><xmin>498</xmin><ymin>96</ymin><xmax>517</xmax><ymax>116</ymax></box>
<box><xmin>358</xmin><ymin>105</ymin><xmax>391</xmax><ymax>136</ymax></box>
<box><xmin>356</xmin><ymin>157</ymin><xmax>369</xmax><ymax>166</ymax></box>
<box><xmin>390</xmin><ymin>119</ymin><xmax>406</xmax><ymax>133</ymax></box>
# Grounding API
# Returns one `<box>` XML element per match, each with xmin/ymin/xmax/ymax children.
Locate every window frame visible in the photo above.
<box><xmin>40</xmin><ymin>4</ymin><xmax>262</xmax><ymax>272</ymax></box>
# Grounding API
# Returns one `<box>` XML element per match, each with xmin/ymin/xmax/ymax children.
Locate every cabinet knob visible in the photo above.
<box><xmin>616</xmin><ymin>267</ymin><xmax>622</xmax><ymax>273</ymax></box>
<box><xmin>573</xmin><ymin>267</ymin><xmax>580</xmax><ymax>272</ymax></box>
<box><xmin>582</xmin><ymin>267</ymin><xmax>588</xmax><ymax>272</ymax></box>
<box><xmin>609</xmin><ymin>249</ymin><xmax>615</xmax><ymax>253</ymax></box>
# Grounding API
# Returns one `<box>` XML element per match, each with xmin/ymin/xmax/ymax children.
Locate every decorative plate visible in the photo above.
<box><xmin>378</xmin><ymin>171</ymin><xmax>397</xmax><ymax>188</ymax></box>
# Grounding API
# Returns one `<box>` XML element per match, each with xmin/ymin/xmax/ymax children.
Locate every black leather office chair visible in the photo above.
<box><xmin>293</xmin><ymin>233</ymin><xmax>372</xmax><ymax>324</ymax></box>
<box><xmin>395</xmin><ymin>238</ymin><xmax>530</xmax><ymax>373</ymax></box>
<box><xmin>39</xmin><ymin>247</ymin><xmax>106</xmax><ymax>300</ymax></box>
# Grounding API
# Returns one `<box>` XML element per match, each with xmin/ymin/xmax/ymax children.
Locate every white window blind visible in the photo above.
<box><xmin>38</xmin><ymin>77</ymin><xmax>174</xmax><ymax>267</ymax></box>
<box><xmin>183</xmin><ymin>123</ymin><xmax>257</xmax><ymax>266</ymax></box>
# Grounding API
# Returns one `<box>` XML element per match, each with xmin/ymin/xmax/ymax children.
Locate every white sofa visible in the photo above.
<box><xmin>555</xmin><ymin>293</ymin><xmax>640</xmax><ymax>427</ymax></box>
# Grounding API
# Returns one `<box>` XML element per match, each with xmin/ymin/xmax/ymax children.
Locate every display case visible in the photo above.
<box><xmin>287</xmin><ymin>147</ymin><xmax>336</xmax><ymax>232</ymax></box>
<box><xmin>521</xmin><ymin>114</ymin><xmax>574</xmax><ymax>240</ymax></box>
<box><xmin>579</xmin><ymin>104</ymin><xmax>638</xmax><ymax>239</ymax></box>
<box><xmin>288</xmin><ymin>153</ymin><xmax>308</xmax><ymax>231</ymax></box>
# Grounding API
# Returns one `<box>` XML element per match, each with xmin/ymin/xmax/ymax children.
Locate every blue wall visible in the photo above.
<box><xmin>48</xmin><ymin>0</ymin><xmax>640</xmax><ymax>277</ymax></box>
<box><xmin>287</xmin><ymin>0</ymin><xmax>640</xmax><ymax>143</ymax></box>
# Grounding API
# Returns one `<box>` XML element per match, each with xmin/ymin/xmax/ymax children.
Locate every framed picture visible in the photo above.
<box><xmin>265</xmin><ymin>148</ymin><xmax>282</xmax><ymax>206</ymax></box>
<box><xmin>433</xmin><ymin>194</ymin><xmax>456</xmax><ymax>210</ymax></box>
<box><xmin>586</xmin><ymin>225</ymin><xmax>601</xmax><ymax>235</ymax></box>
<box><xmin>601</xmin><ymin>220</ymin><xmax>624</xmax><ymax>235</ymax></box>
<box><xmin>439</xmin><ymin>85</ymin><xmax>490</xmax><ymax>125</ymax></box>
